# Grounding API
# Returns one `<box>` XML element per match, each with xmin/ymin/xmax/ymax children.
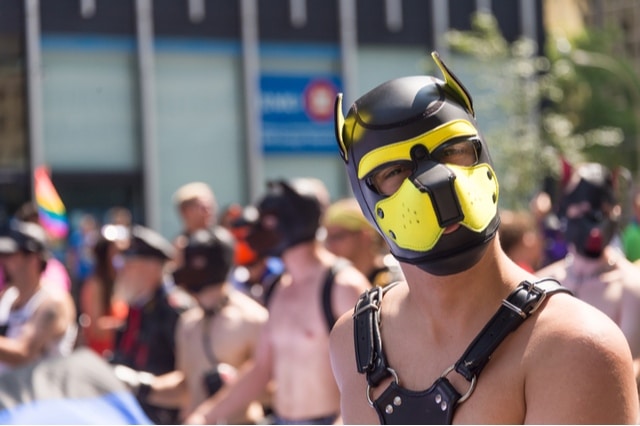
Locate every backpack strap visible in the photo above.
<box><xmin>321</xmin><ymin>259</ymin><xmax>352</xmax><ymax>332</ymax></box>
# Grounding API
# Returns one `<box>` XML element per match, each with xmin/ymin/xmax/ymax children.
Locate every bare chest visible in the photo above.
<box><xmin>269</xmin><ymin>283</ymin><xmax>330</xmax><ymax>354</ymax></box>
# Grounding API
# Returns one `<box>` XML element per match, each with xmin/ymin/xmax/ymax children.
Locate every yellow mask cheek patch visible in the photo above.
<box><xmin>374</xmin><ymin>180</ymin><xmax>444</xmax><ymax>251</ymax></box>
<box><xmin>453</xmin><ymin>164</ymin><xmax>499</xmax><ymax>231</ymax></box>
<box><xmin>373</xmin><ymin>164</ymin><xmax>498</xmax><ymax>252</ymax></box>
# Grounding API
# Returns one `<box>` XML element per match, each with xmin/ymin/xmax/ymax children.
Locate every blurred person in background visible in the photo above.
<box><xmin>323</xmin><ymin>197</ymin><xmax>402</xmax><ymax>287</ymax></box>
<box><xmin>171</xmin><ymin>182</ymin><xmax>217</xmax><ymax>272</ymax></box>
<box><xmin>498</xmin><ymin>209</ymin><xmax>544</xmax><ymax>273</ymax></box>
<box><xmin>15</xmin><ymin>201</ymin><xmax>73</xmax><ymax>294</ymax></box>
<box><xmin>133</xmin><ymin>226</ymin><xmax>269</xmax><ymax>424</ymax></box>
<box><xmin>110</xmin><ymin>225</ymin><xmax>194</xmax><ymax>424</ymax></box>
<box><xmin>0</xmin><ymin>221</ymin><xmax>77</xmax><ymax>374</ymax></box>
<box><xmin>529</xmin><ymin>190</ymin><xmax>569</xmax><ymax>268</ymax></box>
<box><xmin>536</xmin><ymin>162</ymin><xmax>640</xmax><ymax>362</ymax></box>
<box><xmin>231</xmin><ymin>245</ymin><xmax>284</xmax><ymax>308</ymax></box>
<box><xmin>186</xmin><ymin>178</ymin><xmax>370</xmax><ymax>425</ymax></box>
<box><xmin>105</xmin><ymin>206</ymin><xmax>133</xmax><ymax>228</ymax></box>
<box><xmin>66</xmin><ymin>212</ymin><xmax>100</xmax><ymax>290</ymax></box>
<box><xmin>78</xmin><ymin>224</ymin><xmax>130</xmax><ymax>359</ymax></box>
<box><xmin>227</xmin><ymin>208</ymin><xmax>284</xmax><ymax>308</ymax></box>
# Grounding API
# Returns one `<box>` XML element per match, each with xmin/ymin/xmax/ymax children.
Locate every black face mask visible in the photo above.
<box><xmin>245</xmin><ymin>223</ymin><xmax>285</xmax><ymax>258</ymax></box>
<box><xmin>558</xmin><ymin>163</ymin><xmax>618</xmax><ymax>259</ymax></box>
<box><xmin>244</xmin><ymin>180</ymin><xmax>322</xmax><ymax>258</ymax></box>
<box><xmin>563</xmin><ymin>212</ymin><xmax>616</xmax><ymax>258</ymax></box>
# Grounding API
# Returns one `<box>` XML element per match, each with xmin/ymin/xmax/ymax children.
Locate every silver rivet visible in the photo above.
<box><xmin>435</xmin><ymin>393</ymin><xmax>442</xmax><ymax>404</ymax></box>
<box><xmin>385</xmin><ymin>404</ymin><xmax>394</xmax><ymax>414</ymax></box>
<box><xmin>440</xmin><ymin>400</ymin><xmax>448</xmax><ymax>411</ymax></box>
<box><xmin>393</xmin><ymin>396</ymin><xmax>402</xmax><ymax>406</ymax></box>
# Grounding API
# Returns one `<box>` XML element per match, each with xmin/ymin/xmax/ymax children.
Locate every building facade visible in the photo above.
<box><xmin>0</xmin><ymin>0</ymin><xmax>544</xmax><ymax>239</ymax></box>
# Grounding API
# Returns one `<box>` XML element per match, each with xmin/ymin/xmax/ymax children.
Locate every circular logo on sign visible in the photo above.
<box><xmin>303</xmin><ymin>79</ymin><xmax>338</xmax><ymax>122</ymax></box>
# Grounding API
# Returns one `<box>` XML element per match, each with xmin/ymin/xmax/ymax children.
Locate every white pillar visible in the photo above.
<box><xmin>240</xmin><ymin>0</ymin><xmax>263</xmax><ymax>201</ymax></box>
<box><xmin>135</xmin><ymin>0</ymin><xmax>160</xmax><ymax>229</ymax></box>
<box><xmin>25</xmin><ymin>0</ymin><xmax>44</xmax><ymax>198</ymax></box>
<box><xmin>432</xmin><ymin>0</ymin><xmax>449</xmax><ymax>58</ymax></box>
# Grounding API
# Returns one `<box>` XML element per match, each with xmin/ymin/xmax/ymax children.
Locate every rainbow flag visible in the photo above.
<box><xmin>34</xmin><ymin>166</ymin><xmax>69</xmax><ymax>239</ymax></box>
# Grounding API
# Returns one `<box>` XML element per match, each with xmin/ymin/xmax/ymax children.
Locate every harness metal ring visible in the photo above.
<box><xmin>440</xmin><ymin>364</ymin><xmax>477</xmax><ymax>403</ymax></box>
<box><xmin>366</xmin><ymin>367</ymin><xmax>399</xmax><ymax>407</ymax></box>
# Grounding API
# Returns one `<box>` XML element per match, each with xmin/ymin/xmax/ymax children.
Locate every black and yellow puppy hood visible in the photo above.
<box><xmin>335</xmin><ymin>52</ymin><xmax>500</xmax><ymax>275</ymax></box>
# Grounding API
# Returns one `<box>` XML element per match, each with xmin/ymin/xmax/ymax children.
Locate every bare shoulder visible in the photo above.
<box><xmin>333</xmin><ymin>264</ymin><xmax>371</xmax><ymax>294</ymax></box>
<box><xmin>531</xmin><ymin>291</ymin><xmax>631</xmax><ymax>361</ymax></box>
<box><xmin>522</xmin><ymin>291</ymin><xmax>638</xmax><ymax>423</ymax></box>
<box><xmin>179</xmin><ymin>306</ymin><xmax>204</xmax><ymax>328</ymax></box>
<box><xmin>40</xmin><ymin>287</ymin><xmax>75</xmax><ymax>316</ymax></box>
<box><xmin>228</xmin><ymin>290</ymin><xmax>269</xmax><ymax>323</ymax></box>
<box><xmin>332</xmin><ymin>264</ymin><xmax>371</xmax><ymax>317</ymax></box>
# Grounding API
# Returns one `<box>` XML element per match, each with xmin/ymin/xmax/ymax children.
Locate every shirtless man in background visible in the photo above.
<box><xmin>138</xmin><ymin>226</ymin><xmax>268</xmax><ymax>423</ymax></box>
<box><xmin>186</xmin><ymin>178</ymin><xmax>371</xmax><ymax>424</ymax></box>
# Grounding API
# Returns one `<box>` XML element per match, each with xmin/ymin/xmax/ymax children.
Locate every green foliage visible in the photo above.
<box><xmin>444</xmin><ymin>11</ymin><xmax>638</xmax><ymax>210</ymax></box>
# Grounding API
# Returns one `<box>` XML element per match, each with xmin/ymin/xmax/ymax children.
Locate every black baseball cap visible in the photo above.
<box><xmin>0</xmin><ymin>220</ymin><xmax>50</xmax><ymax>259</ymax></box>
<box><xmin>173</xmin><ymin>227</ymin><xmax>235</xmax><ymax>292</ymax></box>
<box><xmin>123</xmin><ymin>225</ymin><xmax>175</xmax><ymax>261</ymax></box>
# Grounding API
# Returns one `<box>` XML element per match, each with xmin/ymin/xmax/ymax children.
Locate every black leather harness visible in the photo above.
<box><xmin>352</xmin><ymin>278</ymin><xmax>572</xmax><ymax>424</ymax></box>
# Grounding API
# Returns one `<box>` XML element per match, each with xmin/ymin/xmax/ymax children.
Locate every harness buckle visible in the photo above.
<box><xmin>500</xmin><ymin>281</ymin><xmax>547</xmax><ymax>319</ymax></box>
<box><xmin>522</xmin><ymin>281</ymin><xmax>547</xmax><ymax>315</ymax></box>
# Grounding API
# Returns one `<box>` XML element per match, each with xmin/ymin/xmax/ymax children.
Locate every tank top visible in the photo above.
<box><xmin>0</xmin><ymin>286</ymin><xmax>77</xmax><ymax>375</ymax></box>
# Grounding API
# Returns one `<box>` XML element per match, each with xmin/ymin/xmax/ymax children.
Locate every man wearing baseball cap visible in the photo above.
<box><xmin>110</xmin><ymin>224</ymin><xmax>194</xmax><ymax>424</ymax></box>
<box><xmin>0</xmin><ymin>220</ymin><xmax>77</xmax><ymax>374</ymax></box>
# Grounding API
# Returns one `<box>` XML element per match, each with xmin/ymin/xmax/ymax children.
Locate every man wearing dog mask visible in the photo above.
<box><xmin>537</xmin><ymin>162</ymin><xmax>640</xmax><ymax>362</ymax></box>
<box><xmin>329</xmin><ymin>52</ymin><xmax>638</xmax><ymax>424</ymax></box>
<box><xmin>186</xmin><ymin>177</ymin><xmax>370</xmax><ymax>425</ymax></box>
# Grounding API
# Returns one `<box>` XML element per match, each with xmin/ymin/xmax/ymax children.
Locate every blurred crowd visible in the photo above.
<box><xmin>1</xmin><ymin>160</ymin><xmax>640</xmax><ymax>424</ymax></box>
<box><xmin>0</xmin><ymin>177</ymin><xmax>399</xmax><ymax>424</ymax></box>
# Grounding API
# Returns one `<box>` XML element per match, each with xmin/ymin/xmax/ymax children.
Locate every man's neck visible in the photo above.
<box><xmin>281</xmin><ymin>240</ymin><xmax>335</xmax><ymax>283</ymax></box>
<box><xmin>13</xmin><ymin>279</ymin><xmax>42</xmax><ymax>309</ymax></box>
<box><xmin>401</xmin><ymin>240</ymin><xmax>525</xmax><ymax>333</ymax></box>
<box><xmin>197</xmin><ymin>282</ymin><xmax>230</xmax><ymax>313</ymax></box>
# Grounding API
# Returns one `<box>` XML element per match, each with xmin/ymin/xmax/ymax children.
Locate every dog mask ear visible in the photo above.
<box><xmin>431</xmin><ymin>51</ymin><xmax>475</xmax><ymax>117</ymax></box>
<box><xmin>334</xmin><ymin>93</ymin><xmax>348</xmax><ymax>162</ymax></box>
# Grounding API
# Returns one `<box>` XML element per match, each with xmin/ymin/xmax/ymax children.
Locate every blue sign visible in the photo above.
<box><xmin>260</xmin><ymin>74</ymin><xmax>342</xmax><ymax>153</ymax></box>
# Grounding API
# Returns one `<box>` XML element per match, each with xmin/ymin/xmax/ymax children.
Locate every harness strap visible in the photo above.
<box><xmin>353</xmin><ymin>278</ymin><xmax>571</xmax><ymax>389</ymax></box>
<box><xmin>263</xmin><ymin>272</ymin><xmax>283</xmax><ymax>307</ymax></box>
<box><xmin>454</xmin><ymin>278</ymin><xmax>571</xmax><ymax>381</ymax></box>
<box><xmin>322</xmin><ymin>259</ymin><xmax>352</xmax><ymax>332</ymax></box>
<box><xmin>353</xmin><ymin>282</ymin><xmax>399</xmax><ymax>386</ymax></box>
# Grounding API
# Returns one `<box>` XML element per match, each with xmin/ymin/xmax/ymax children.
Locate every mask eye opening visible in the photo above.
<box><xmin>365</xmin><ymin>160</ymin><xmax>415</xmax><ymax>196</ymax></box>
<box><xmin>431</xmin><ymin>136</ymin><xmax>481</xmax><ymax>167</ymax></box>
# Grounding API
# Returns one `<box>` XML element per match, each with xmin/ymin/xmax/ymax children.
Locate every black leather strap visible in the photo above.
<box><xmin>353</xmin><ymin>278</ymin><xmax>572</xmax><ymax>394</ymax></box>
<box><xmin>454</xmin><ymin>278</ymin><xmax>572</xmax><ymax>381</ymax></box>
<box><xmin>322</xmin><ymin>259</ymin><xmax>352</xmax><ymax>332</ymax></box>
<box><xmin>353</xmin><ymin>283</ymin><xmax>399</xmax><ymax>386</ymax></box>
